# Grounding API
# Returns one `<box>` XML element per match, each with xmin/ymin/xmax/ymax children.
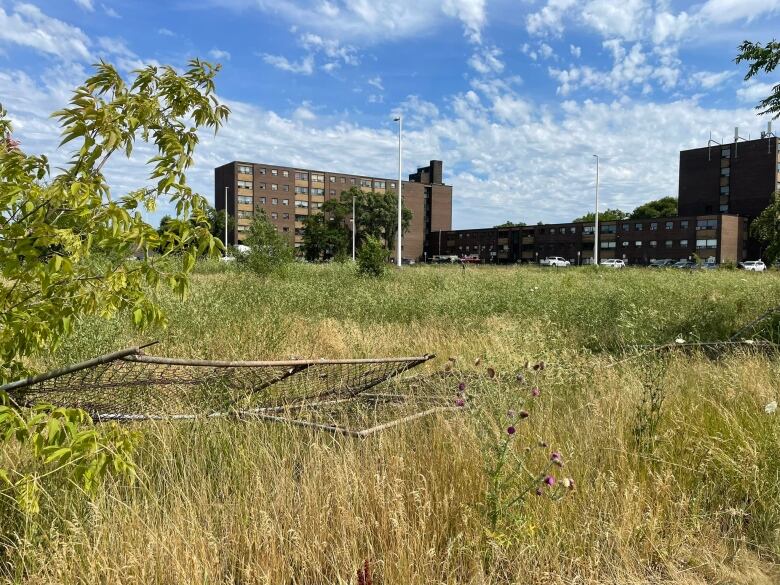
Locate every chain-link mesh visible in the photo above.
<box><xmin>2</xmin><ymin>348</ymin><xmax>435</xmax><ymax>422</ymax></box>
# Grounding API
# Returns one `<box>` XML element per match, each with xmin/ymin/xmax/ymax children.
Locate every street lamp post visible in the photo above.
<box><xmin>593</xmin><ymin>155</ymin><xmax>600</xmax><ymax>266</ymax></box>
<box><xmin>393</xmin><ymin>114</ymin><xmax>403</xmax><ymax>267</ymax></box>
<box><xmin>351</xmin><ymin>193</ymin><xmax>356</xmax><ymax>262</ymax></box>
<box><xmin>224</xmin><ymin>186</ymin><xmax>229</xmax><ymax>257</ymax></box>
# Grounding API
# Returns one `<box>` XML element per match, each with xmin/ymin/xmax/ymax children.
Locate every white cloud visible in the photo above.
<box><xmin>737</xmin><ymin>80</ymin><xmax>779</xmax><ymax>103</ymax></box>
<box><xmin>691</xmin><ymin>70</ymin><xmax>735</xmax><ymax>90</ymax></box>
<box><xmin>698</xmin><ymin>0</ymin><xmax>780</xmax><ymax>24</ymax></box>
<box><xmin>0</xmin><ymin>4</ymin><xmax>91</xmax><ymax>61</ymax></box>
<box><xmin>74</xmin><ymin>0</ymin><xmax>94</xmax><ymax>11</ymax></box>
<box><xmin>368</xmin><ymin>76</ymin><xmax>383</xmax><ymax>90</ymax></box>
<box><xmin>230</xmin><ymin>0</ymin><xmax>486</xmax><ymax>47</ymax></box>
<box><xmin>261</xmin><ymin>53</ymin><xmax>315</xmax><ymax>75</ymax></box>
<box><xmin>299</xmin><ymin>33</ymin><xmax>358</xmax><ymax>65</ymax></box>
<box><xmin>442</xmin><ymin>0</ymin><xmax>487</xmax><ymax>43</ymax></box>
<box><xmin>570</xmin><ymin>44</ymin><xmax>581</xmax><ymax>58</ymax></box>
<box><xmin>580</xmin><ymin>0</ymin><xmax>651</xmax><ymax>41</ymax></box>
<box><xmin>652</xmin><ymin>11</ymin><xmax>690</xmax><ymax>45</ymax></box>
<box><xmin>468</xmin><ymin>46</ymin><xmax>504</xmax><ymax>75</ymax></box>
<box><xmin>526</xmin><ymin>0</ymin><xmax>578</xmax><ymax>36</ymax></box>
<box><xmin>157</xmin><ymin>28</ymin><xmax>175</xmax><ymax>37</ymax></box>
<box><xmin>292</xmin><ymin>103</ymin><xmax>317</xmax><ymax>121</ymax></box>
<box><xmin>209</xmin><ymin>48</ymin><xmax>231</xmax><ymax>61</ymax></box>
<box><xmin>102</xmin><ymin>5</ymin><xmax>120</xmax><ymax>18</ymax></box>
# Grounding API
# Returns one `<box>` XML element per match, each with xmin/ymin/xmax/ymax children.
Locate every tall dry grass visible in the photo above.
<box><xmin>3</xmin><ymin>264</ymin><xmax>780</xmax><ymax>584</ymax></box>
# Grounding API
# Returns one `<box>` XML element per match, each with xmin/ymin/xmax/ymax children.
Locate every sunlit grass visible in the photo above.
<box><xmin>5</xmin><ymin>263</ymin><xmax>780</xmax><ymax>584</ymax></box>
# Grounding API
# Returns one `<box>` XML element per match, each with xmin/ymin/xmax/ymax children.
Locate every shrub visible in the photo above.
<box><xmin>238</xmin><ymin>210</ymin><xmax>294</xmax><ymax>277</ymax></box>
<box><xmin>356</xmin><ymin>236</ymin><xmax>389</xmax><ymax>277</ymax></box>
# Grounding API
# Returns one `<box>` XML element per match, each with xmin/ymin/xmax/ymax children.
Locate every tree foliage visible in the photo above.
<box><xmin>302</xmin><ymin>187</ymin><xmax>413</xmax><ymax>261</ymax></box>
<box><xmin>494</xmin><ymin>220</ymin><xmax>527</xmax><ymax>228</ymax></box>
<box><xmin>572</xmin><ymin>209</ymin><xmax>628</xmax><ymax>223</ymax></box>
<box><xmin>750</xmin><ymin>192</ymin><xmax>780</xmax><ymax>263</ymax></box>
<box><xmin>736</xmin><ymin>39</ymin><xmax>780</xmax><ymax>117</ymax></box>
<box><xmin>206</xmin><ymin>205</ymin><xmax>235</xmax><ymax>241</ymax></box>
<box><xmin>356</xmin><ymin>236</ymin><xmax>389</xmax><ymax>277</ymax></box>
<box><xmin>238</xmin><ymin>208</ymin><xmax>294</xmax><ymax>276</ymax></box>
<box><xmin>630</xmin><ymin>196</ymin><xmax>677</xmax><ymax>220</ymax></box>
<box><xmin>0</xmin><ymin>59</ymin><xmax>229</xmax><ymax>520</ymax></box>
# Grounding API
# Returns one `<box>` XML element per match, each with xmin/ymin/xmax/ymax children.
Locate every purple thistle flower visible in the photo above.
<box><xmin>455</xmin><ymin>398</ymin><xmax>466</xmax><ymax>407</ymax></box>
<box><xmin>458</xmin><ymin>381</ymin><xmax>466</xmax><ymax>392</ymax></box>
<box><xmin>531</xmin><ymin>387</ymin><xmax>540</xmax><ymax>397</ymax></box>
<box><xmin>544</xmin><ymin>475</ymin><xmax>555</xmax><ymax>487</ymax></box>
<box><xmin>507</xmin><ymin>426</ymin><xmax>516</xmax><ymax>435</ymax></box>
<box><xmin>550</xmin><ymin>451</ymin><xmax>562</xmax><ymax>462</ymax></box>
<box><xmin>519</xmin><ymin>410</ymin><xmax>529</xmax><ymax>419</ymax></box>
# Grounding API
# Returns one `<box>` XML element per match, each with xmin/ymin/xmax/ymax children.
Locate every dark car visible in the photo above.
<box><xmin>673</xmin><ymin>260</ymin><xmax>697</xmax><ymax>269</ymax></box>
<box><xmin>649</xmin><ymin>259</ymin><xmax>675</xmax><ymax>268</ymax></box>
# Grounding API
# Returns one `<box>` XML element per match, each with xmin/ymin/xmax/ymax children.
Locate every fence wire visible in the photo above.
<box><xmin>2</xmin><ymin>347</ymin><xmax>435</xmax><ymax>423</ymax></box>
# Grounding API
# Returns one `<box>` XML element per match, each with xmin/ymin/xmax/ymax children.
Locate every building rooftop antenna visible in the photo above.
<box><xmin>734</xmin><ymin>126</ymin><xmax>748</xmax><ymax>159</ymax></box>
<box><xmin>707</xmin><ymin>131</ymin><xmax>721</xmax><ymax>162</ymax></box>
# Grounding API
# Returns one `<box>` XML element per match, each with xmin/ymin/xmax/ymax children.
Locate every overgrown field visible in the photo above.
<box><xmin>4</xmin><ymin>264</ymin><xmax>780</xmax><ymax>584</ymax></box>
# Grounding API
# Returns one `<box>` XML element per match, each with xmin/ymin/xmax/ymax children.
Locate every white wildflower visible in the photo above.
<box><xmin>765</xmin><ymin>401</ymin><xmax>777</xmax><ymax>414</ymax></box>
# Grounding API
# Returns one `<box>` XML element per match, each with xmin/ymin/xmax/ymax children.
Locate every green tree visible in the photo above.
<box><xmin>357</xmin><ymin>236</ymin><xmax>389</xmax><ymax>277</ymax></box>
<box><xmin>238</xmin><ymin>208</ymin><xmax>294</xmax><ymax>276</ymax></box>
<box><xmin>750</xmin><ymin>192</ymin><xmax>780</xmax><ymax>263</ymax></box>
<box><xmin>630</xmin><ymin>196</ymin><xmax>677</xmax><ymax>219</ymax></box>
<box><xmin>206</xmin><ymin>205</ymin><xmax>234</xmax><ymax>242</ymax></box>
<box><xmin>494</xmin><ymin>220</ymin><xmax>527</xmax><ymax>228</ymax></box>
<box><xmin>573</xmin><ymin>209</ymin><xmax>628</xmax><ymax>222</ymax></box>
<box><xmin>302</xmin><ymin>212</ymin><xmax>349</xmax><ymax>261</ymax></box>
<box><xmin>736</xmin><ymin>39</ymin><xmax>780</xmax><ymax>117</ymax></box>
<box><xmin>0</xmin><ymin>59</ymin><xmax>229</xmax><ymax>516</ymax></box>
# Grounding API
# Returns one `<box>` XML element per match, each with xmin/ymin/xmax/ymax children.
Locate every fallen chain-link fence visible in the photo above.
<box><xmin>1</xmin><ymin>344</ymin><xmax>460</xmax><ymax>437</ymax></box>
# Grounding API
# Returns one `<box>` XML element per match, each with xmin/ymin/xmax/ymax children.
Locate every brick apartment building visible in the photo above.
<box><xmin>427</xmin><ymin>131</ymin><xmax>779</xmax><ymax>265</ymax></box>
<box><xmin>214</xmin><ymin>160</ymin><xmax>452</xmax><ymax>261</ymax></box>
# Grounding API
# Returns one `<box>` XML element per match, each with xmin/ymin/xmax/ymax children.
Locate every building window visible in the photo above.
<box><xmin>583</xmin><ymin>226</ymin><xmax>594</xmax><ymax>235</ymax></box>
<box><xmin>622</xmin><ymin>223</ymin><xmax>629</xmax><ymax>232</ymax></box>
<box><xmin>680</xmin><ymin>220</ymin><xmax>688</xmax><ymax>229</ymax></box>
<box><xmin>282</xmin><ymin>199</ymin><xmax>289</xmax><ymax>206</ymax></box>
<box><xmin>237</xmin><ymin>225</ymin><xmax>248</xmax><ymax>232</ymax></box>
<box><xmin>311</xmin><ymin>188</ymin><xmax>325</xmax><ymax>196</ymax></box>
<box><xmin>569</xmin><ymin>227</ymin><xmax>576</xmax><ymax>234</ymax></box>
<box><xmin>650</xmin><ymin>222</ymin><xmax>658</xmax><ymax>231</ymax></box>
<box><xmin>696</xmin><ymin>239</ymin><xmax>717</xmax><ymax>249</ymax></box>
<box><xmin>635</xmin><ymin>223</ymin><xmax>643</xmax><ymax>231</ymax></box>
<box><xmin>295</xmin><ymin>214</ymin><xmax>307</xmax><ymax>222</ymax></box>
<box><xmin>665</xmin><ymin>240</ymin><xmax>673</xmax><ymax>248</ymax></box>
<box><xmin>259</xmin><ymin>197</ymin><xmax>266</xmax><ymax>204</ymax></box>
<box><xmin>720</xmin><ymin>204</ymin><xmax>729</xmax><ymax>212</ymax></box>
<box><xmin>295</xmin><ymin>171</ymin><xmax>308</xmax><ymax>181</ymax></box>
<box><xmin>312</xmin><ymin>202</ymin><xmax>323</xmax><ymax>209</ymax></box>
<box><xmin>271</xmin><ymin>198</ymin><xmax>278</xmax><ymax>205</ymax></box>
<box><xmin>696</xmin><ymin>219</ymin><xmax>717</xmax><ymax>230</ymax></box>
<box><xmin>340</xmin><ymin>177</ymin><xmax>346</xmax><ymax>184</ymax></box>
<box><xmin>258</xmin><ymin>168</ymin><xmax>266</xmax><ymax>175</ymax></box>
<box><xmin>238</xmin><ymin>196</ymin><xmax>252</xmax><ymax>205</ymax></box>
<box><xmin>390</xmin><ymin>182</ymin><xmax>396</xmax><ymax>188</ymax></box>
<box><xmin>271</xmin><ymin>212</ymin><xmax>278</xmax><ymax>220</ymax></box>
<box><xmin>600</xmin><ymin>241</ymin><xmax>616</xmax><ymax>249</ymax></box>
<box><xmin>720</xmin><ymin>186</ymin><xmax>730</xmax><ymax>195</ymax></box>
<box><xmin>237</xmin><ymin>164</ymin><xmax>252</xmax><ymax>175</ymax></box>
<box><xmin>295</xmin><ymin>200</ymin><xmax>309</xmax><ymax>208</ymax></box>
<box><xmin>295</xmin><ymin>186</ymin><xmax>308</xmax><ymax>194</ymax></box>
<box><xmin>635</xmin><ymin>241</ymin><xmax>642</xmax><ymax>247</ymax></box>
<box><xmin>721</xmin><ymin>147</ymin><xmax>730</xmax><ymax>158</ymax></box>
<box><xmin>283</xmin><ymin>213</ymin><xmax>290</xmax><ymax>219</ymax></box>
<box><xmin>237</xmin><ymin>210</ymin><xmax>252</xmax><ymax>219</ymax></box>
<box><xmin>237</xmin><ymin>179</ymin><xmax>253</xmax><ymax>190</ymax></box>
<box><xmin>282</xmin><ymin>170</ymin><xmax>289</xmax><ymax>177</ymax></box>
<box><xmin>720</xmin><ymin>167</ymin><xmax>730</xmax><ymax>177</ymax></box>
<box><xmin>271</xmin><ymin>169</ymin><xmax>278</xmax><ymax>176</ymax></box>
<box><xmin>649</xmin><ymin>240</ymin><xmax>657</xmax><ymax>248</ymax></box>
<box><xmin>282</xmin><ymin>226</ymin><xmax>289</xmax><ymax>232</ymax></box>
<box><xmin>330</xmin><ymin>190</ymin><xmax>336</xmax><ymax>196</ymax></box>
<box><xmin>601</xmin><ymin>224</ymin><xmax>616</xmax><ymax>233</ymax></box>
<box><xmin>374</xmin><ymin>181</ymin><xmax>385</xmax><ymax>189</ymax></box>
<box><xmin>311</xmin><ymin>173</ymin><xmax>324</xmax><ymax>182</ymax></box>
<box><xmin>258</xmin><ymin>183</ymin><xmax>266</xmax><ymax>190</ymax></box>
<box><xmin>271</xmin><ymin>184</ymin><xmax>278</xmax><ymax>190</ymax></box>
<box><xmin>665</xmin><ymin>221</ymin><xmax>674</xmax><ymax>230</ymax></box>
<box><xmin>681</xmin><ymin>239</ymin><xmax>688</xmax><ymax>247</ymax></box>
<box><xmin>360</xmin><ymin>179</ymin><xmax>372</xmax><ymax>187</ymax></box>
<box><xmin>283</xmin><ymin>185</ymin><xmax>289</xmax><ymax>192</ymax></box>
<box><xmin>622</xmin><ymin>241</ymin><xmax>629</xmax><ymax>247</ymax></box>
<box><xmin>329</xmin><ymin>176</ymin><xmax>336</xmax><ymax>183</ymax></box>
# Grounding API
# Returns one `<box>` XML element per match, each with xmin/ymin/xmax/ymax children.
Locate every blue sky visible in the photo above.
<box><xmin>1</xmin><ymin>0</ymin><xmax>780</xmax><ymax>228</ymax></box>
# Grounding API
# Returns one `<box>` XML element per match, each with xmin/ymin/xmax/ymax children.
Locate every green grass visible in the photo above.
<box><xmin>4</xmin><ymin>263</ymin><xmax>780</xmax><ymax>584</ymax></box>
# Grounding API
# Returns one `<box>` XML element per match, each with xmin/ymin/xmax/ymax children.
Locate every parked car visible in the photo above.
<box><xmin>600</xmin><ymin>259</ymin><xmax>625</xmax><ymax>268</ymax></box>
<box><xmin>540</xmin><ymin>256</ymin><xmax>571</xmax><ymax>267</ymax></box>
<box><xmin>702</xmin><ymin>261</ymin><xmax>719</xmax><ymax>270</ymax></box>
<box><xmin>461</xmin><ymin>254</ymin><xmax>481</xmax><ymax>264</ymax></box>
<box><xmin>739</xmin><ymin>260</ymin><xmax>766</xmax><ymax>272</ymax></box>
<box><xmin>673</xmin><ymin>260</ymin><xmax>697</xmax><ymax>269</ymax></box>
<box><xmin>649</xmin><ymin>259</ymin><xmax>675</xmax><ymax>268</ymax></box>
